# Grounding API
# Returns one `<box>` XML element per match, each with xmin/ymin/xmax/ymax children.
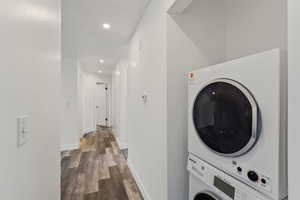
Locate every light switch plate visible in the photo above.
<box><xmin>17</xmin><ymin>115</ymin><xmax>29</xmax><ymax>147</ymax></box>
<box><xmin>141</xmin><ymin>92</ymin><xmax>148</xmax><ymax>103</ymax></box>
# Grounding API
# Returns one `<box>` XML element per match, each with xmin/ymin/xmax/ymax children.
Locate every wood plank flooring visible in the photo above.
<box><xmin>61</xmin><ymin>127</ymin><xmax>143</xmax><ymax>200</ymax></box>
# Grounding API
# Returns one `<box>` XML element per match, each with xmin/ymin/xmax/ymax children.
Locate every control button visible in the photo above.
<box><xmin>261</xmin><ymin>178</ymin><xmax>267</xmax><ymax>184</ymax></box>
<box><xmin>247</xmin><ymin>171</ymin><xmax>259</xmax><ymax>182</ymax></box>
<box><xmin>237</xmin><ymin>167</ymin><xmax>242</xmax><ymax>173</ymax></box>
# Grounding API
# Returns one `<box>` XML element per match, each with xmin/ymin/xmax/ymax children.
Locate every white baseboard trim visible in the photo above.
<box><xmin>116</xmin><ymin>137</ymin><xmax>128</xmax><ymax>149</ymax></box>
<box><xmin>127</xmin><ymin>158</ymin><xmax>151</xmax><ymax>200</ymax></box>
<box><xmin>84</xmin><ymin>128</ymin><xmax>96</xmax><ymax>134</ymax></box>
<box><xmin>60</xmin><ymin>143</ymin><xmax>80</xmax><ymax>151</ymax></box>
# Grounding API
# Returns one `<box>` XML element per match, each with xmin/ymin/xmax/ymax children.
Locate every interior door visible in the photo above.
<box><xmin>95</xmin><ymin>82</ymin><xmax>108</xmax><ymax>126</ymax></box>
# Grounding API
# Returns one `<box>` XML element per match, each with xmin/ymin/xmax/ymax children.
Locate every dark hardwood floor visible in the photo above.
<box><xmin>61</xmin><ymin>127</ymin><xmax>143</xmax><ymax>200</ymax></box>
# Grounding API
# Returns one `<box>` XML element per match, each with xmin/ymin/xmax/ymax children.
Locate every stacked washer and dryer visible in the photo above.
<box><xmin>187</xmin><ymin>49</ymin><xmax>287</xmax><ymax>200</ymax></box>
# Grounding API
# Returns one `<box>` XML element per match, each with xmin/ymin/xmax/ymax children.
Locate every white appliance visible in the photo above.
<box><xmin>188</xmin><ymin>49</ymin><xmax>287</xmax><ymax>200</ymax></box>
<box><xmin>188</xmin><ymin>154</ymin><xmax>273</xmax><ymax>200</ymax></box>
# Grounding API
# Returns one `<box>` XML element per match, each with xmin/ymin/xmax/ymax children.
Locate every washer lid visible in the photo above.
<box><xmin>194</xmin><ymin>192</ymin><xmax>220</xmax><ymax>200</ymax></box>
<box><xmin>193</xmin><ymin>79</ymin><xmax>258</xmax><ymax>157</ymax></box>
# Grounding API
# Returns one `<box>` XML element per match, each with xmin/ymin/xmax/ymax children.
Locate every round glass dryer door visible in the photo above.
<box><xmin>193</xmin><ymin>79</ymin><xmax>258</xmax><ymax>157</ymax></box>
<box><xmin>194</xmin><ymin>192</ymin><xmax>220</xmax><ymax>200</ymax></box>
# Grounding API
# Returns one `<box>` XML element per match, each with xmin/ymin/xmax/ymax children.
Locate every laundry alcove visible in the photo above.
<box><xmin>165</xmin><ymin>0</ymin><xmax>287</xmax><ymax>200</ymax></box>
<box><xmin>168</xmin><ymin>0</ymin><xmax>287</xmax><ymax>66</ymax></box>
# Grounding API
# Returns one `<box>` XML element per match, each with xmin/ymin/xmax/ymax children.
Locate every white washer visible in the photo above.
<box><xmin>188</xmin><ymin>154</ymin><xmax>272</xmax><ymax>200</ymax></box>
<box><xmin>188</xmin><ymin>49</ymin><xmax>287</xmax><ymax>200</ymax></box>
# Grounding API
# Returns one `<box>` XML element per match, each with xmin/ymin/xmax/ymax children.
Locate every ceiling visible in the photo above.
<box><xmin>62</xmin><ymin>0</ymin><xmax>150</xmax><ymax>74</ymax></box>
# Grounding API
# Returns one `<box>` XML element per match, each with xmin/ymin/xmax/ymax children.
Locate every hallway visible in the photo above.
<box><xmin>61</xmin><ymin>127</ymin><xmax>142</xmax><ymax>200</ymax></box>
<box><xmin>1</xmin><ymin>0</ymin><xmax>298</xmax><ymax>199</ymax></box>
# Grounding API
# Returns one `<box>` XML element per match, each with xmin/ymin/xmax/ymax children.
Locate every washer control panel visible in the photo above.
<box><xmin>187</xmin><ymin>154</ymin><xmax>268</xmax><ymax>200</ymax></box>
<box><xmin>232</xmin><ymin>161</ymin><xmax>272</xmax><ymax>192</ymax></box>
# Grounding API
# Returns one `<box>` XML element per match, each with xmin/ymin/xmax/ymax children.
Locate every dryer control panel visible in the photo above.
<box><xmin>187</xmin><ymin>154</ymin><xmax>267</xmax><ymax>200</ymax></box>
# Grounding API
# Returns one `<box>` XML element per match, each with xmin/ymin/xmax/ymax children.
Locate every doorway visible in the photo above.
<box><xmin>96</xmin><ymin>82</ymin><xmax>109</xmax><ymax>127</ymax></box>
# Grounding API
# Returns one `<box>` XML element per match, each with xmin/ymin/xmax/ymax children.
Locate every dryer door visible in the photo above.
<box><xmin>193</xmin><ymin>79</ymin><xmax>258</xmax><ymax>157</ymax></box>
<box><xmin>194</xmin><ymin>192</ymin><xmax>221</xmax><ymax>200</ymax></box>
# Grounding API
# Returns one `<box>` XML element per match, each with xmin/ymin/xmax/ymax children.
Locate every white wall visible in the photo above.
<box><xmin>167</xmin><ymin>1</ymin><xmax>226</xmax><ymax>199</ymax></box>
<box><xmin>112</xmin><ymin>59</ymin><xmax>129</xmax><ymax>148</ymax></box>
<box><xmin>0</xmin><ymin>0</ymin><xmax>61</xmax><ymax>199</ymax></box>
<box><xmin>61</xmin><ymin>0</ymin><xmax>81</xmax><ymax>150</ymax></box>
<box><xmin>112</xmin><ymin>67</ymin><xmax>119</xmax><ymax>131</ymax></box>
<box><xmin>170</xmin><ymin>0</ymin><xmax>227</xmax><ymax>65</ymax></box>
<box><xmin>288</xmin><ymin>0</ymin><xmax>300</xmax><ymax>199</ymax></box>
<box><xmin>225</xmin><ymin>0</ymin><xmax>287</xmax><ymax>60</ymax></box>
<box><xmin>166</xmin><ymin>0</ymin><xmax>287</xmax><ymax>200</ymax></box>
<box><xmin>61</xmin><ymin>58</ymin><xmax>81</xmax><ymax>150</ymax></box>
<box><xmin>126</xmin><ymin>0</ymin><xmax>169</xmax><ymax>199</ymax></box>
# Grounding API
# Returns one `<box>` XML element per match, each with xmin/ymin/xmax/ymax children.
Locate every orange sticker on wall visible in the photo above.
<box><xmin>188</xmin><ymin>73</ymin><xmax>195</xmax><ymax>84</ymax></box>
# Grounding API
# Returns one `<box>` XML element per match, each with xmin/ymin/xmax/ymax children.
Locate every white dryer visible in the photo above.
<box><xmin>188</xmin><ymin>49</ymin><xmax>287</xmax><ymax>200</ymax></box>
<box><xmin>188</xmin><ymin>154</ymin><xmax>273</xmax><ymax>200</ymax></box>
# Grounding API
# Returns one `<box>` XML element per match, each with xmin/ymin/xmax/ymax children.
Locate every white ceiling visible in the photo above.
<box><xmin>62</xmin><ymin>0</ymin><xmax>150</xmax><ymax>74</ymax></box>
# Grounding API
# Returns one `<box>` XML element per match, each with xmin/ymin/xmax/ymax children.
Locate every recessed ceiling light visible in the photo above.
<box><xmin>98</xmin><ymin>70</ymin><xmax>103</xmax><ymax>73</ymax></box>
<box><xmin>99</xmin><ymin>59</ymin><xmax>104</xmax><ymax>63</ymax></box>
<box><xmin>102</xmin><ymin>23</ymin><xmax>111</xmax><ymax>29</ymax></box>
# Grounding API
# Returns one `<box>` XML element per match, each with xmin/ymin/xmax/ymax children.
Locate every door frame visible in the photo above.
<box><xmin>96</xmin><ymin>81</ymin><xmax>109</xmax><ymax>127</ymax></box>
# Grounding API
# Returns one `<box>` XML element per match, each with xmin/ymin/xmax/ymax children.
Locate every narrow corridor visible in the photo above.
<box><xmin>61</xmin><ymin>127</ymin><xmax>142</xmax><ymax>200</ymax></box>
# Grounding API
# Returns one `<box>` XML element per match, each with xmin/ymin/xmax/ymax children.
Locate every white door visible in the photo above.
<box><xmin>95</xmin><ymin>83</ymin><xmax>108</xmax><ymax>126</ymax></box>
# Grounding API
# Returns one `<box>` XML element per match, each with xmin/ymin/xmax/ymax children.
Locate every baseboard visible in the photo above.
<box><xmin>84</xmin><ymin>128</ymin><xmax>96</xmax><ymax>134</ymax></box>
<box><xmin>116</xmin><ymin>137</ymin><xmax>128</xmax><ymax>149</ymax></box>
<box><xmin>60</xmin><ymin>143</ymin><xmax>80</xmax><ymax>152</ymax></box>
<box><xmin>127</xmin><ymin>158</ymin><xmax>151</xmax><ymax>200</ymax></box>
